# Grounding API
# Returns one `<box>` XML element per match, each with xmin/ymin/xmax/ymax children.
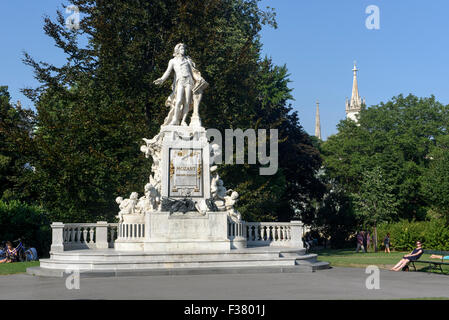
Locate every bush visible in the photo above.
<box><xmin>378</xmin><ymin>219</ymin><xmax>449</xmax><ymax>251</ymax></box>
<box><xmin>0</xmin><ymin>200</ymin><xmax>51</xmax><ymax>257</ymax></box>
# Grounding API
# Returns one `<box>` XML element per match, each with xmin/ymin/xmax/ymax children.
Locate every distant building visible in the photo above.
<box><xmin>315</xmin><ymin>100</ymin><xmax>321</xmax><ymax>140</ymax></box>
<box><xmin>345</xmin><ymin>62</ymin><xmax>365</xmax><ymax>122</ymax></box>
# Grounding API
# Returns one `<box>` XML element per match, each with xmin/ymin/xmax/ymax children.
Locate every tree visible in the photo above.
<box><xmin>322</xmin><ymin>94</ymin><xmax>449</xmax><ymax>221</ymax></box>
<box><xmin>421</xmin><ymin>135</ymin><xmax>449</xmax><ymax>221</ymax></box>
<box><xmin>353</xmin><ymin>167</ymin><xmax>398</xmax><ymax>251</ymax></box>
<box><xmin>0</xmin><ymin>86</ymin><xmax>36</xmax><ymax>202</ymax></box>
<box><xmin>311</xmin><ymin>173</ymin><xmax>357</xmax><ymax>248</ymax></box>
<box><xmin>23</xmin><ymin>0</ymin><xmax>323</xmax><ymax>222</ymax></box>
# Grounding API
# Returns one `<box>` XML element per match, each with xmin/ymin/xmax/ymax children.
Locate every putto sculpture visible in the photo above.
<box><xmin>153</xmin><ymin>43</ymin><xmax>208</xmax><ymax>127</ymax></box>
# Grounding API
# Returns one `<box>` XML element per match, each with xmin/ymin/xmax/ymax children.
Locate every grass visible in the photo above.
<box><xmin>0</xmin><ymin>261</ymin><xmax>40</xmax><ymax>275</ymax></box>
<box><xmin>313</xmin><ymin>248</ymin><xmax>449</xmax><ymax>274</ymax></box>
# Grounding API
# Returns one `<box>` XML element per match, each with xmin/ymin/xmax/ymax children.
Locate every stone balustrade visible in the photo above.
<box><xmin>117</xmin><ymin>222</ymin><xmax>145</xmax><ymax>240</ymax></box>
<box><xmin>245</xmin><ymin>221</ymin><xmax>304</xmax><ymax>248</ymax></box>
<box><xmin>50</xmin><ymin>220</ymin><xmax>304</xmax><ymax>252</ymax></box>
<box><xmin>50</xmin><ymin>222</ymin><xmax>118</xmax><ymax>252</ymax></box>
<box><xmin>228</xmin><ymin>219</ymin><xmax>245</xmax><ymax>239</ymax></box>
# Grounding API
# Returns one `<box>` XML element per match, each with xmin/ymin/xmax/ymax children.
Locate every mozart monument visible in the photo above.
<box><xmin>28</xmin><ymin>44</ymin><xmax>328</xmax><ymax>276</ymax></box>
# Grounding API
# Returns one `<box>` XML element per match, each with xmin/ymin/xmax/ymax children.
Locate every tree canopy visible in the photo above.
<box><xmin>0</xmin><ymin>86</ymin><xmax>36</xmax><ymax>202</ymax></box>
<box><xmin>322</xmin><ymin>94</ymin><xmax>449</xmax><ymax>222</ymax></box>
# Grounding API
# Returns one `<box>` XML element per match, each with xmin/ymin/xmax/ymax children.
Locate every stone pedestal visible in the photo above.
<box><xmin>159</xmin><ymin>125</ymin><xmax>210</xmax><ymax>201</ymax></box>
<box><xmin>114</xmin><ymin>215</ymin><xmax>146</xmax><ymax>251</ymax></box>
<box><xmin>144</xmin><ymin>211</ymin><xmax>230</xmax><ymax>252</ymax></box>
<box><xmin>50</xmin><ymin>222</ymin><xmax>65</xmax><ymax>253</ymax></box>
<box><xmin>114</xmin><ymin>124</ymin><xmax>247</xmax><ymax>252</ymax></box>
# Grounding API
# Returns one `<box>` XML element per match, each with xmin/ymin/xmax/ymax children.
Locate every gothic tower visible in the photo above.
<box><xmin>315</xmin><ymin>100</ymin><xmax>321</xmax><ymax>140</ymax></box>
<box><xmin>345</xmin><ymin>62</ymin><xmax>365</xmax><ymax>122</ymax></box>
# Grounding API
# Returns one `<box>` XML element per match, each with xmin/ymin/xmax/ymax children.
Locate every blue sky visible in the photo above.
<box><xmin>1</xmin><ymin>1</ymin><xmax>449</xmax><ymax>139</ymax></box>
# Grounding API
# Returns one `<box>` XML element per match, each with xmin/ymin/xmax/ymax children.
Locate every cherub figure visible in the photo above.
<box><xmin>115</xmin><ymin>192</ymin><xmax>139</xmax><ymax>223</ymax></box>
<box><xmin>225</xmin><ymin>190</ymin><xmax>241</xmax><ymax>222</ymax></box>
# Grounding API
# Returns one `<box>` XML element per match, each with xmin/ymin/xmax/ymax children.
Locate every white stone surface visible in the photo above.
<box><xmin>38</xmin><ymin>247</ymin><xmax>317</xmax><ymax>271</ymax></box>
<box><xmin>153</xmin><ymin>43</ymin><xmax>208</xmax><ymax>126</ymax></box>
<box><xmin>144</xmin><ymin>211</ymin><xmax>230</xmax><ymax>252</ymax></box>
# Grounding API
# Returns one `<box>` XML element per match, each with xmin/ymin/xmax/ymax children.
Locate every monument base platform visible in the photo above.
<box><xmin>27</xmin><ymin>246</ymin><xmax>330</xmax><ymax>278</ymax></box>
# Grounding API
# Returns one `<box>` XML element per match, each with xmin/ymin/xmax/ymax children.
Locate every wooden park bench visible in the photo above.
<box><xmin>409</xmin><ymin>250</ymin><xmax>449</xmax><ymax>273</ymax></box>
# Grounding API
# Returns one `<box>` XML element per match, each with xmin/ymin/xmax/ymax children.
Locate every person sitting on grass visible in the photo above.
<box><xmin>0</xmin><ymin>241</ymin><xmax>18</xmax><ymax>264</ymax></box>
<box><xmin>390</xmin><ymin>241</ymin><xmax>424</xmax><ymax>271</ymax></box>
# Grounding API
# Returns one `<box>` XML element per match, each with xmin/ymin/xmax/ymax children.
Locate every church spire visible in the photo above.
<box><xmin>315</xmin><ymin>100</ymin><xmax>321</xmax><ymax>140</ymax></box>
<box><xmin>351</xmin><ymin>62</ymin><xmax>360</xmax><ymax>106</ymax></box>
<box><xmin>345</xmin><ymin>61</ymin><xmax>363</xmax><ymax>122</ymax></box>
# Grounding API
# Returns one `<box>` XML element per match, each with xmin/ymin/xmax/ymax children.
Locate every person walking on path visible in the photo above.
<box><xmin>356</xmin><ymin>231</ymin><xmax>365</xmax><ymax>253</ymax></box>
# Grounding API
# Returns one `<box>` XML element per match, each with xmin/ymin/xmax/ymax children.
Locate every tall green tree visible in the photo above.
<box><xmin>421</xmin><ymin>135</ymin><xmax>449</xmax><ymax>221</ymax></box>
<box><xmin>0</xmin><ymin>86</ymin><xmax>36</xmax><ymax>201</ymax></box>
<box><xmin>310</xmin><ymin>173</ymin><xmax>358</xmax><ymax>248</ymax></box>
<box><xmin>353</xmin><ymin>167</ymin><xmax>398</xmax><ymax>251</ymax></box>
<box><xmin>24</xmin><ymin>0</ymin><xmax>322</xmax><ymax>222</ymax></box>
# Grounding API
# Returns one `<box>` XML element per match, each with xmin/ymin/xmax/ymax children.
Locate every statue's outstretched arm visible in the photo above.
<box><xmin>153</xmin><ymin>60</ymin><xmax>173</xmax><ymax>85</ymax></box>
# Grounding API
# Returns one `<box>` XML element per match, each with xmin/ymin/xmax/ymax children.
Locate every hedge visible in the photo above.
<box><xmin>377</xmin><ymin>219</ymin><xmax>449</xmax><ymax>251</ymax></box>
<box><xmin>0</xmin><ymin>200</ymin><xmax>51</xmax><ymax>257</ymax></box>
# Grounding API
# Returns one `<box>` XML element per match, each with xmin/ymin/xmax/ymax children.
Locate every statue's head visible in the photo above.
<box><xmin>173</xmin><ymin>43</ymin><xmax>186</xmax><ymax>57</ymax></box>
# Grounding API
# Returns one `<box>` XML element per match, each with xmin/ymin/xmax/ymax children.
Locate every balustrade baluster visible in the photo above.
<box><xmin>89</xmin><ymin>227</ymin><xmax>95</xmax><ymax>243</ymax></box>
<box><xmin>82</xmin><ymin>228</ymin><xmax>87</xmax><ymax>243</ymax></box>
<box><xmin>110</xmin><ymin>227</ymin><xmax>115</xmax><ymax>242</ymax></box>
<box><xmin>76</xmin><ymin>227</ymin><xmax>81</xmax><ymax>243</ymax></box>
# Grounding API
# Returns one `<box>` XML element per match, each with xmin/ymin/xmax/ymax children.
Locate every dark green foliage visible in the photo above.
<box><xmin>0</xmin><ymin>200</ymin><xmax>51</xmax><ymax>256</ymax></box>
<box><xmin>0</xmin><ymin>87</ymin><xmax>36</xmax><ymax>202</ymax></box>
<box><xmin>313</xmin><ymin>179</ymin><xmax>358</xmax><ymax>248</ymax></box>
<box><xmin>378</xmin><ymin>219</ymin><xmax>449</xmax><ymax>251</ymax></box>
<box><xmin>421</xmin><ymin>135</ymin><xmax>449</xmax><ymax>221</ymax></box>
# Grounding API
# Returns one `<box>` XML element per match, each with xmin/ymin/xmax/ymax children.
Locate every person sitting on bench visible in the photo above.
<box><xmin>429</xmin><ymin>254</ymin><xmax>449</xmax><ymax>260</ymax></box>
<box><xmin>390</xmin><ymin>241</ymin><xmax>423</xmax><ymax>271</ymax></box>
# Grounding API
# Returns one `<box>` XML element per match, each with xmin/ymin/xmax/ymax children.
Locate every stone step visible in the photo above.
<box><xmin>49</xmin><ymin>250</ymin><xmax>312</xmax><ymax>263</ymax></box>
<box><xmin>27</xmin><ymin>265</ymin><xmax>317</xmax><ymax>278</ymax></box>
<box><xmin>39</xmin><ymin>258</ymin><xmax>298</xmax><ymax>271</ymax></box>
<box><xmin>30</xmin><ymin>247</ymin><xmax>329</xmax><ymax>277</ymax></box>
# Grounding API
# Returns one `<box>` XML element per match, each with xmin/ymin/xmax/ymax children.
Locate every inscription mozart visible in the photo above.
<box><xmin>169</xmin><ymin>148</ymin><xmax>203</xmax><ymax>197</ymax></box>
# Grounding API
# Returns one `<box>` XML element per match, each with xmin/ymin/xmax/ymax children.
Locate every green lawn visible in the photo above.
<box><xmin>314</xmin><ymin>248</ymin><xmax>449</xmax><ymax>274</ymax></box>
<box><xmin>0</xmin><ymin>261</ymin><xmax>40</xmax><ymax>275</ymax></box>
